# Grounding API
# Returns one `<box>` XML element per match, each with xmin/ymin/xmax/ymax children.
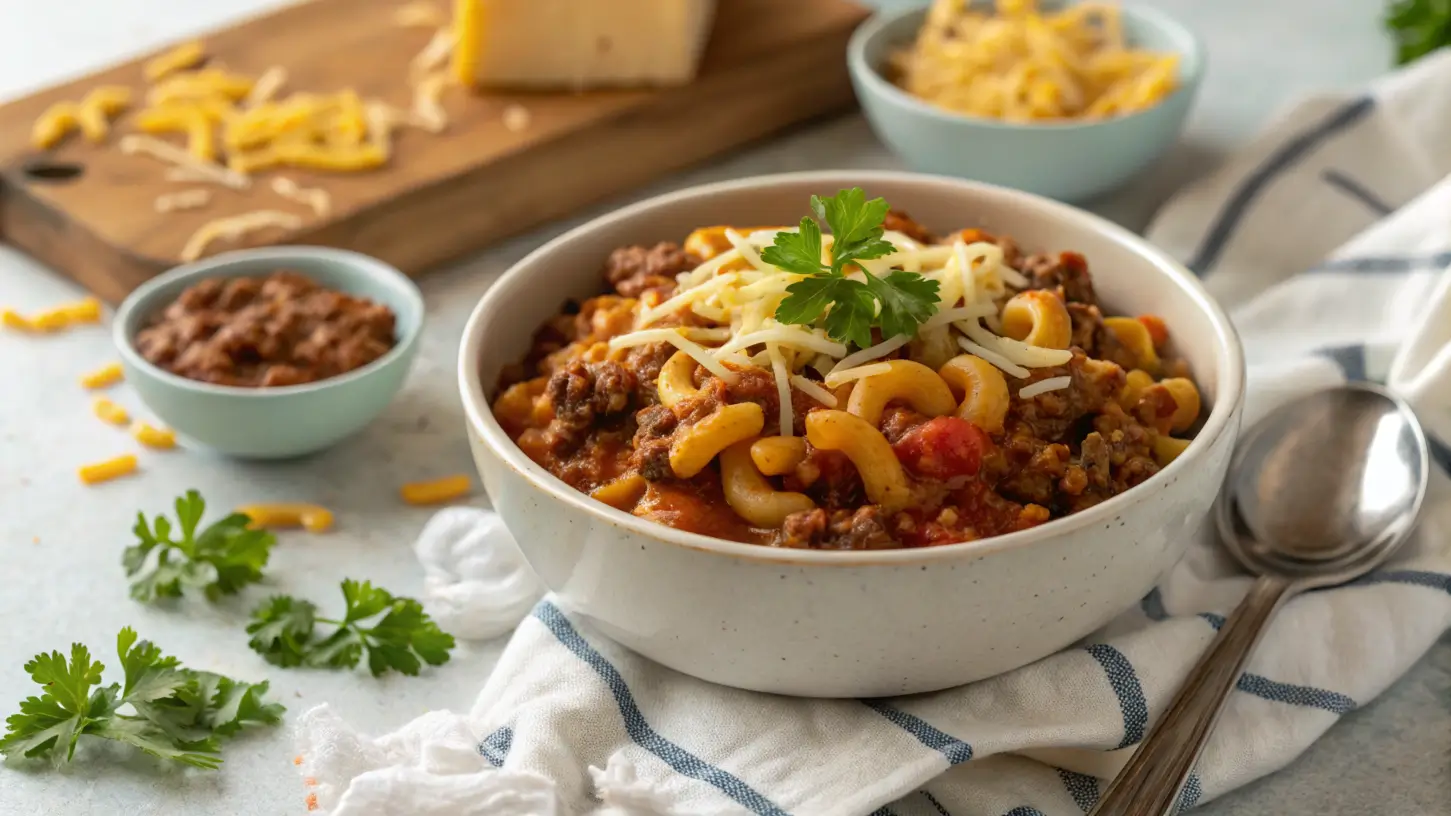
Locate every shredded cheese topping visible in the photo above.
<box><xmin>411</xmin><ymin>27</ymin><xmax>456</xmax><ymax>82</ymax></box>
<box><xmin>1019</xmin><ymin>375</ymin><xmax>1073</xmax><ymax>399</ymax></box>
<box><xmin>180</xmin><ymin>210</ymin><xmax>302</xmax><ymax>261</ymax></box>
<box><xmin>121</xmin><ymin>134</ymin><xmax>250</xmax><ymax>189</ymax></box>
<box><xmin>393</xmin><ymin>1</ymin><xmax>445</xmax><ymax>27</ymax></box>
<box><xmin>599</xmin><ymin>225</ymin><xmax>1074</xmax><ymax>416</ymax></box>
<box><xmin>271</xmin><ymin>176</ymin><xmax>331</xmax><ymax>217</ymax></box>
<box><xmin>411</xmin><ymin>72</ymin><xmax>451</xmax><ymax>133</ymax></box>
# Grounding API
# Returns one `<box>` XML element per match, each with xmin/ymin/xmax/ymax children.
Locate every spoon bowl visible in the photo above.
<box><xmin>1090</xmin><ymin>382</ymin><xmax>1429</xmax><ymax>816</ymax></box>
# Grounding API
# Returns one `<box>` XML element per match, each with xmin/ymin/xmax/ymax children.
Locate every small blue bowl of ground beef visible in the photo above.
<box><xmin>114</xmin><ymin>246</ymin><xmax>424</xmax><ymax>459</ymax></box>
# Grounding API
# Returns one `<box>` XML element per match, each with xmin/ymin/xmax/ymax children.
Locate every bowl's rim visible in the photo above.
<box><xmin>113</xmin><ymin>245</ymin><xmax>426</xmax><ymax>398</ymax></box>
<box><xmin>458</xmin><ymin>169</ymin><xmax>1246</xmax><ymax>567</ymax></box>
<box><xmin>847</xmin><ymin>1</ymin><xmax>1207</xmax><ymax>133</ymax></box>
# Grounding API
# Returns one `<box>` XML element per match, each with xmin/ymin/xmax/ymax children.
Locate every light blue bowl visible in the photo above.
<box><xmin>114</xmin><ymin>246</ymin><xmax>424</xmax><ymax>459</ymax></box>
<box><xmin>848</xmin><ymin>2</ymin><xmax>1205</xmax><ymax>202</ymax></box>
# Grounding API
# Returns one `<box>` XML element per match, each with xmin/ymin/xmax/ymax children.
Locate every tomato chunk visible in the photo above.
<box><xmin>1138</xmin><ymin>314</ymin><xmax>1169</xmax><ymax>348</ymax></box>
<box><xmin>891</xmin><ymin>416</ymin><xmax>989</xmax><ymax>479</ymax></box>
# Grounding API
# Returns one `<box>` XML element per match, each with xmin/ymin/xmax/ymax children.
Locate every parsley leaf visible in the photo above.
<box><xmin>247</xmin><ymin>580</ymin><xmax>456</xmax><ymax>678</ymax></box>
<box><xmin>0</xmin><ymin>628</ymin><xmax>282</xmax><ymax>769</ymax></box>
<box><xmin>768</xmin><ymin>188</ymin><xmax>939</xmax><ymax>347</ymax></box>
<box><xmin>124</xmin><ymin>490</ymin><xmax>277</xmax><ymax>603</ymax></box>
<box><xmin>1386</xmin><ymin>0</ymin><xmax>1451</xmax><ymax>65</ymax></box>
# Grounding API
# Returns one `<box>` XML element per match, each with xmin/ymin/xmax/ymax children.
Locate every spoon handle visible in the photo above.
<box><xmin>1087</xmin><ymin>574</ymin><xmax>1296</xmax><ymax>816</ymax></box>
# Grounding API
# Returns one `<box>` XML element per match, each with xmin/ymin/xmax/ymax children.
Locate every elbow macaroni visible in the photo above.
<box><xmin>144</xmin><ymin>40</ymin><xmax>206</xmax><ymax>82</ymax></box>
<box><xmin>749</xmin><ymin>436</ymin><xmax>808</xmax><ymax>476</ymax></box>
<box><xmin>1152</xmin><ymin>434</ymin><xmax>1191</xmax><ymax>466</ymax></box>
<box><xmin>845</xmin><ymin>360</ymin><xmax>957</xmax><ymax>426</ymax></box>
<box><xmin>238</xmin><ymin>503</ymin><xmax>335</xmax><ymax>533</ymax></box>
<box><xmin>805</xmin><ymin>410</ymin><xmax>914</xmax><ymax>513</ymax></box>
<box><xmin>937</xmin><ymin>354</ymin><xmax>1010</xmax><ymax>434</ymax></box>
<box><xmin>1118</xmin><ymin>368</ymin><xmax>1155</xmax><ymax>409</ymax></box>
<box><xmin>670</xmin><ymin>402</ymin><xmax>764</xmax><ymax>479</ymax></box>
<box><xmin>1104</xmin><ymin>317</ymin><xmax>1160</xmax><ymax>373</ymax></box>
<box><xmin>1000</xmin><ymin>290</ymin><xmax>1072</xmax><ymax>349</ymax></box>
<box><xmin>92</xmin><ymin>397</ymin><xmax>130</xmax><ymax>426</ymax></box>
<box><xmin>1160</xmin><ymin>377</ymin><xmax>1201</xmax><ymax>432</ymax></box>
<box><xmin>400</xmin><ymin>474</ymin><xmax>473</xmax><ymax>505</ymax></box>
<box><xmin>720</xmin><ymin>440</ymin><xmax>816</xmax><ymax>527</ymax></box>
<box><xmin>590</xmin><ymin>474</ymin><xmax>647</xmax><ymax>510</ymax></box>
<box><xmin>656</xmin><ymin>351</ymin><xmax>701</xmax><ymax>409</ymax></box>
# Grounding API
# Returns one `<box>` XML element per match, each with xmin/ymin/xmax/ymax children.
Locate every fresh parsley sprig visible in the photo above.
<box><xmin>0</xmin><ymin>628</ymin><xmax>282</xmax><ymax>769</ymax></box>
<box><xmin>764</xmin><ymin>187</ymin><xmax>940</xmax><ymax>348</ymax></box>
<box><xmin>1386</xmin><ymin>0</ymin><xmax>1451</xmax><ymax>65</ymax></box>
<box><xmin>124</xmin><ymin>490</ymin><xmax>277</xmax><ymax>603</ymax></box>
<box><xmin>246</xmin><ymin>580</ymin><xmax>455</xmax><ymax>677</ymax></box>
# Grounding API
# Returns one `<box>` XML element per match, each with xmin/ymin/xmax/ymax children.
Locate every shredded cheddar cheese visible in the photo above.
<box><xmin>78</xmin><ymin>454</ymin><xmax>138</xmax><ymax>485</ymax></box>
<box><xmin>271</xmin><ymin>177</ymin><xmax>331</xmax><ymax>217</ymax></box>
<box><xmin>411</xmin><ymin>72</ymin><xmax>451</xmax><ymax>133</ymax></box>
<box><xmin>131</xmin><ymin>422</ymin><xmax>178</xmax><ymax>449</ymax></box>
<box><xmin>31</xmin><ymin>102</ymin><xmax>82</xmax><ymax>149</ymax></box>
<box><xmin>80</xmin><ymin>362</ymin><xmax>125</xmax><ymax>390</ymax></box>
<box><xmin>180</xmin><ymin>209</ymin><xmax>303</xmax><ymax>261</ymax></box>
<box><xmin>154</xmin><ymin>188</ymin><xmax>212</xmax><ymax>213</ymax></box>
<box><xmin>410</xmin><ymin>27</ymin><xmax>456</xmax><ymax>82</ymax></box>
<box><xmin>890</xmin><ymin>0</ymin><xmax>1180</xmax><ymax>122</ymax></box>
<box><xmin>92</xmin><ymin>397</ymin><xmax>130</xmax><ymax>426</ymax></box>
<box><xmin>245</xmin><ymin>66</ymin><xmax>288</xmax><ymax>108</ymax></box>
<box><xmin>121</xmin><ymin>134</ymin><xmax>251</xmax><ymax>189</ymax></box>
<box><xmin>394</xmin><ymin>1</ymin><xmax>445</xmax><ymax>27</ymax></box>
<box><xmin>144</xmin><ymin>40</ymin><xmax>206</xmax><ymax>82</ymax></box>
<box><xmin>400</xmin><ymin>475</ymin><xmax>473</xmax><ymax>505</ymax></box>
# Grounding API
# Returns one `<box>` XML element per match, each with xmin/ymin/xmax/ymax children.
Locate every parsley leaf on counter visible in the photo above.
<box><xmin>0</xmin><ymin>628</ymin><xmax>282</xmax><ymax>769</ymax></box>
<box><xmin>765</xmin><ymin>187</ymin><xmax>940</xmax><ymax>348</ymax></box>
<box><xmin>247</xmin><ymin>580</ymin><xmax>455</xmax><ymax>677</ymax></box>
<box><xmin>125</xmin><ymin>490</ymin><xmax>277</xmax><ymax>603</ymax></box>
<box><xmin>1386</xmin><ymin>0</ymin><xmax>1451</xmax><ymax>65</ymax></box>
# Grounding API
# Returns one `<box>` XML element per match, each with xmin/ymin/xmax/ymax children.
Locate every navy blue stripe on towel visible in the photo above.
<box><xmin>478</xmin><ymin>725</ymin><xmax>513</xmax><ymax>767</ymax></box>
<box><xmin>1176</xmin><ymin>773</ymin><xmax>1204</xmax><ymax>813</ymax></box>
<box><xmin>862</xmin><ymin>699</ymin><xmax>974</xmax><ymax>765</ymax></box>
<box><xmin>1235</xmin><ymin>674</ymin><xmax>1356</xmax><ymax>714</ymax></box>
<box><xmin>1321</xmin><ymin>169</ymin><xmax>1394</xmax><ymax>216</ymax></box>
<box><xmin>532</xmin><ymin>602</ymin><xmax>790</xmax><ymax>816</ymax></box>
<box><xmin>1352</xmin><ymin>569</ymin><xmax>1451</xmax><ymax>596</ymax></box>
<box><xmin>1312</xmin><ymin>250</ymin><xmax>1451</xmax><ymax>274</ymax></box>
<box><xmin>1058</xmin><ymin>768</ymin><xmax>1099</xmax><ymax>812</ymax></box>
<box><xmin>1187</xmin><ymin>96</ymin><xmax>1376</xmax><ymax>275</ymax></box>
<box><xmin>1085</xmin><ymin>644</ymin><xmax>1148</xmax><ymax>749</ymax></box>
<box><xmin>1002</xmin><ymin>808</ymin><xmax>1048</xmax><ymax>816</ymax></box>
<box><xmin>921</xmin><ymin>790</ymin><xmax>954</xmax><ymax>816</ymax></box>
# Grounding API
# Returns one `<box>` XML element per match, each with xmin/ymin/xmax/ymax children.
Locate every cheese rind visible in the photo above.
<box><xmin>454</xmin><ymin>0</ymin><xmax>716</xmax><ymax>90</ymax></box>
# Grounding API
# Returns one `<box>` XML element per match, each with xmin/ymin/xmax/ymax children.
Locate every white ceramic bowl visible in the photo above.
<box><xmin>458</xmin><ymin>171</ymin><xmax>1244</xmax><ymax>698</ymax></box>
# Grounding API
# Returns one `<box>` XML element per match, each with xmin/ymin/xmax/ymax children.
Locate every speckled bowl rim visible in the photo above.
<box><xmin>113</xmin><ymin>246</ymin><xmax>425</xmax><ymax>398</ymax></box>
<box><xmin>458</xmin><ymin>170</ymin><xmax>1245</xmax><ymax>566</ymax></box>
<box><xmin>848</xmin><ymin>1</ymin><xmax>1207</xmax><ymax>132</ymax></box>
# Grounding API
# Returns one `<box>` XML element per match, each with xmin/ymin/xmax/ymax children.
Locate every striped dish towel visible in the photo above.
<box><xmin>295</xmin><ymin>52</ymin><xmax>1451</xmax><ymax>816</ymax></box>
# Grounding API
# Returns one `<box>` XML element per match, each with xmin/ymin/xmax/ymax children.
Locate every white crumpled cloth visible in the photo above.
<box><xmin>295</xmin><ymin>52</ymin><xmax>1451</xmax><ymax>816</ymax></box>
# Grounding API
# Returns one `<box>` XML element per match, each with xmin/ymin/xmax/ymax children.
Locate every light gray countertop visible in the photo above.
<box><xmin>1</xmin><ymin>1</ymin><xmax>1446</xmax><ymax>814</ymax></box>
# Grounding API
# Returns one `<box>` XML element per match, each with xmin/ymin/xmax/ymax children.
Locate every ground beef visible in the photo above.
<box><xmin>546</xmin><ymin>360</ymin><xmax>638</xmax><ymax>429</ymax></box>
<box><xmin>630</xmin><ymin>405</ymin><xmax>678</xmax><ymax>481</ymax></box>
<box><xmin>883</xmin><ymin>210</ymin><xmax>935</xmax><ymax>244</ymax></box>
<box><xmin>776</xmin><ymin>506</ymin><xmax>895</xmax><ymax>550</ymax></box>
<box><xmin>602</xmin><ymin>243</ymin><xmax>697</xmax><ymax>299</ymax></box>
<box><xmin>1008</xmin><ymin>352</ymin><xmax>1125</xmax><ymax>441</ymax></box>
<box><xmin>1022</xmin><ymin>251</ymin><xmax>1097</xmax><ymax>305</ymax></box>
<box><xmin>623</xmin><ymin>342</ymin><xmax>675</xmax><ymax>403</ymax></box>
<box><xmin>134</xmin><ymin>270</ymin><xmax>396</xmax><ymax>387</ymax></box>
<box><xmin>786</xmin><ymin>448</ymin><xmax>864</xmax><ymax>510</ymax></box>
<box><xmin>995</xmin><ymin>429</ymin><xmax>1073</xmax><ymax>508</ymax></box>
<box><xmin>1066</xmin><ymin>301</ymin><xmax>1136</xmax><ymax>369</ymax></box>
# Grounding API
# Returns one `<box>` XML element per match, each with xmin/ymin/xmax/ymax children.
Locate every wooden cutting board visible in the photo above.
<box><xmin>0</xmin><ymin>0</ymin><xmax>869</xmax><ymax>303</ymax></box>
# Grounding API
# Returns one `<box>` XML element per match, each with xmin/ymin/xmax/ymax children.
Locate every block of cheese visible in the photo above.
<box><xmin>452</xmin><ymin>0</ymin><xmax>717</xmax><ymax>89</ymax></box>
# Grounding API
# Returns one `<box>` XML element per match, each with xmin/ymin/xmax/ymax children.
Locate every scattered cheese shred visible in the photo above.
<box><xmin>144</xmin><ymin>40</ymin><xmax>206</xmax><ymax>82</ymax></box>
<box><xmin>830</xmin><ymin>334</ymin><xmax>910</xmax><ymax>375</ymax></box>
<box><xmin>121</xmin><ymin>134</ymin><xmax>250</xmax><ymax>189</ymax></box>
<box><xmin>767</xmin><ymin>344</ymin><xmax>793</xmax><ymax>437</ymax></box>
<box><xmin>180</xmin><ymin>209</ymin><xmax>303</xmax><ymax>262</ymax></box>
<box><xmin>607</xmin><ymin>328</ymin><xmax>738</xmax><ymax>383</ymax></box>
<box><xmin>78</xmin><ymin>453</ymin><xmax>138</xmax><ymax>485</ymax></box>
<box><xmin>823</xmin><ymin>362</ymin><xmax>894</xmax><ymax>388</ymax></box>
<box><xmin>502</xmin><ymin>104</ymin><xmax>531</xmax><ymax>133</ymax></box>
<box><xmin>411</xmin><ymin>27</ymin><xmax>456</xmax><ymax>82</ymax></box>
<box><xmin>1019</xmin><ymin>376</ymin><xmax>1074</xmax><ymax>399</ymax></box>
<box><xmin>244</xmin><ymin>66</ymin><xmax>288</xmax><ymax>108</ymax></box>
<box><xmin>271</xmin><ymin>176</ymin><xmax>331</xmax><ymax>217</ymax></box>
<box><xmin>400</xmin><ymin>474</ymin><xmax>473</xmax><ymax>505</ymax></box>
<box><xmin>411</xmin><ymin>72</ymin><xmax>451</xmax><ymax>133</ymax></box>
<box><xmin>80</xmin><ymin>362</ymin><xmax>125</xmax><ymax>389</ymax></box>
<box><xmin>154</xmin><ymin>188</ymin><xmax>212</xmax><ymax>213</ymax></box>
<box><xmin>393</xmin><ymin>1</ymin><xmax>445</xmax><ymax>27</ymax></box>
<box><xmin>92</xmin><ymin>397</ymin><xmax>130</xmax><ymax>426</ymax></box>
<box><xmin>788</xmin><ymin>374</ymin><xmax>838</xmax><ymax>408</ymax></box>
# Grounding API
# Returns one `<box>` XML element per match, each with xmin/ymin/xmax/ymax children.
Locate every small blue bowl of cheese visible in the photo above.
<box><xmin>848</xmin><ymin>1</ymin><xmax>1204</xmax><ymax>202</ymax></box>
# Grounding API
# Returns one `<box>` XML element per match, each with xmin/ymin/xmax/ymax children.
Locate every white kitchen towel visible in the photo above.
<box><xmin>296</xmin><ymin>51</ymin><xmax>1451</xmax><ymax>816</ymax></box>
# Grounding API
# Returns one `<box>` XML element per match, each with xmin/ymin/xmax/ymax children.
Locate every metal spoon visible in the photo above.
<box><xmin>1088</xmin><ymin>382</ymin><xmax>1429</xmax><ymax>816</ymax></box>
